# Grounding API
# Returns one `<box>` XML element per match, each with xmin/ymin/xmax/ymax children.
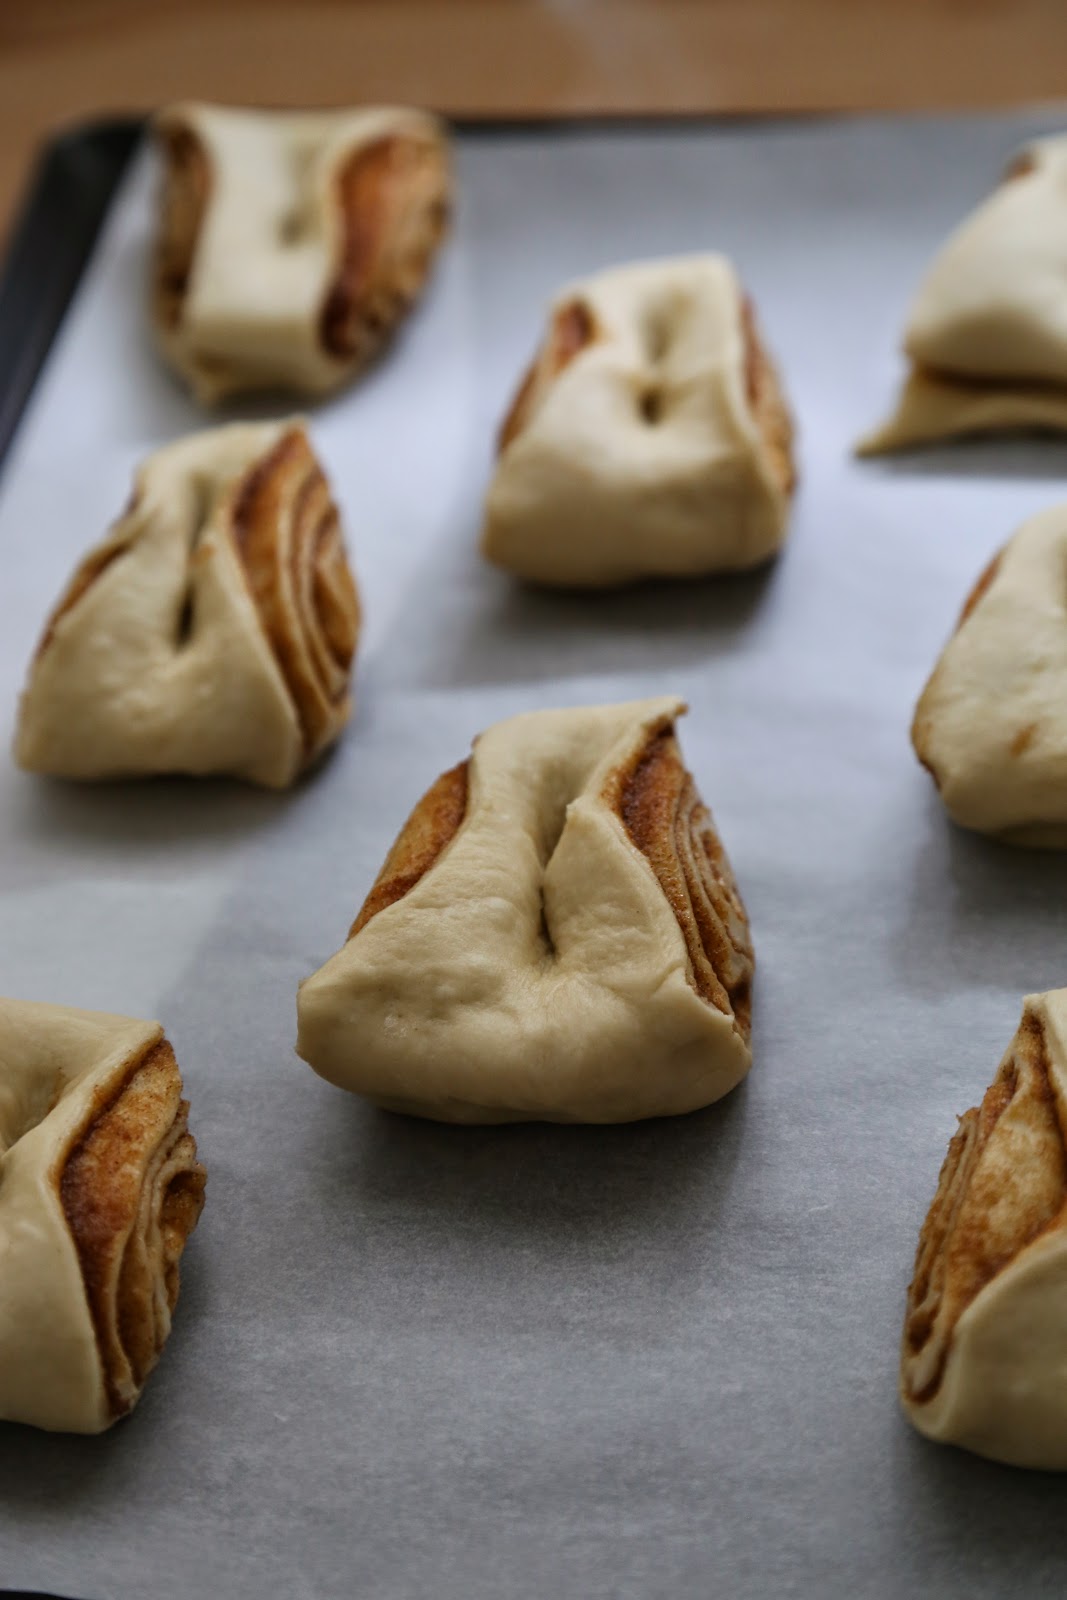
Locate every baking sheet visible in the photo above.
<box><xmin>4</xmin><ymin>111</ymin><xmax>1067</xmax><ymax>1599</ymax></box>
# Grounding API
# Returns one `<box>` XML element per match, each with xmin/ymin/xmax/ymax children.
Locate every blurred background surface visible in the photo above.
<box><xmin>3</xmin><ymin>0</ymin><xmax>1067</xmax><ymax>233</ymax></box>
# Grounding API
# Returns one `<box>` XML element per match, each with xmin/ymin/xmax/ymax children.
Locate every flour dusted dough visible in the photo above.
<box><xmin>482</xmin><ymin>256</ymin><xmax>796</xmax><ymax>586</ymax></box>
<box><xmin>297</xmin><ymin>697</ymin><xmax>754</xmax><ymax>1123</ymax></box>
<box><xmin>902</xmin><ymin>990</ymin><xmax>1067</xmax><ymax>1469</ymax></box>
<box><xmin>860</xmin><ymin>136</ymin><xmax>1067</xmax><ymax>452</ymax></box>
<box><xmin>153</xmin><ymin>102</ymin><xmax>451</xmax><ymax>403</ymax></box>
<box><xmin>0</xmin><ymin>999</ymin><xmax>205</xmax><ymax>1433</ymax></box>
<box><xmin>912</xmin><ymin>505</ymin><xmax>1067</xmax><ymax>844</ymax></box>
<box><xmin>15</xmin><ymin>420</ymin><xmax>361</xmax><ymax>788</ymax></box>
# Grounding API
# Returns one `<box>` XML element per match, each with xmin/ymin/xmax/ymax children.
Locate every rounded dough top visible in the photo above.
<box><xmin>483</xmin><ymin>253</ymin><xmax>794</xmax><ymax>585</ymax></box>
<box><xmin>904</xmin><ymin>135</ymin><xmax>1067</xmax><ymax>384</ymax></box>
<box><xmin>911</xmin><ymin>502</ymin><xmax>1067</xmax><ymax>843</ymax></box>
<box><xmin>297</xmin><ymin>696</ymin><xmax>754</xmax><ymax>1123</ymax></box>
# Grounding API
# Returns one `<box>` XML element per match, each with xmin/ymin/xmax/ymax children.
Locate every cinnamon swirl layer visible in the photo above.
<box><xmin>61</xmin><ymin>1039</ymin><xmax>206</xmax><ymax>1421</ymax></box>
<box><xmin>899</xmin><ymin>991</ymin><xmax>1067</xmax><ymax>1468</ymax></box>
<box><xmin>154</xmin><ymin>125</ymin><xmax>211</xmax><ymax>334</ymax></box>
<box><xmin>613</xmin><ymin>727</ymin><xmax>753</xmax><ymax>1040</ymax></box>
<box><xmin>320</xmin><ymin>133</ymin><xmax>451</xmax><ymax>364</ymax></box>
<box><xmin>232</xmin><ymin>425</ymin><xmax>360</xmax><ymax>760</ymax></box>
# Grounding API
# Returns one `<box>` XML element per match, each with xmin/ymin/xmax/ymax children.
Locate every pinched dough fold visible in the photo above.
<box><xmin>153</xmin><ymin>102</ymin><xmax>451</xmax><ymax>403</ymax></box>
<box><xmin>0</xmin><ymin>999</ymin><xmax>205</xmax><ymax>1433</ymax></box>
<box><xmin>297</xmin><ymin>697</ymin><xmax>754</xmax><ymax>1123</ymax></box>
<box><xmin>15</xmin><ymin>420</ymin><xmax>360</xmax><ymax>787</ymax></box>
<box><xmin>483</xmin><ymin>256</ymin><xmax>796</xmax><ymax>586</ymax></box>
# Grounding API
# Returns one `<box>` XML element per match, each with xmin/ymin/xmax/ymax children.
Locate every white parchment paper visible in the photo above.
<box><xmin>3</xmin><ymin>113</ymin><xmax>1067</xmax><ymax>1599</ymax></box>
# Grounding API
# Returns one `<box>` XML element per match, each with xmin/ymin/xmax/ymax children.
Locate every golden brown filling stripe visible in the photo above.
<box><xmin>349</xmin><ymin>759</ymin><xmax>470</xmax><ymax>938</ymax></box>
<box><xmin>903</xmin><ymin>1011</ymin><xmax>1067</xmax><ymax>1406</ymax></box>
<box><xmin>60</xmin><ymin>1039</ymin><xmax>206</xmax><ymax>1420</ymax></box>
<box><xmin>320</xmin><ymin>134</ymin><xmax>451</xmax><ymax>362</ymax></box>
<box><xmin>232</xmin><ymin>428</ymin><xmax>359</xmax><ymax>753</ymax></box>
<box><xmin>498</xmin><ymin>299</ymin><xmax>598</xmax><ymax>454</ymax></box>
<box><xmin>154</xmin><ymin>128</ymin><xmax>211</xmax><ymax>333</ymax></box>
<box><xmin>613</xmin><ymin>727</ymin><xmax>753</xmax><ymax>1039</ymax></box>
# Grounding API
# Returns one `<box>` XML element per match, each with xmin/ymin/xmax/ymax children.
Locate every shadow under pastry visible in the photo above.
<box><xmin>859</xmin><ymin>432</ymin><xmax>1067</xmax><ymax>482</ymax></box>
<box><xmin>378</xmin><ymin>541</ymin><xmax>781</xmax><ymax>692</ymax></box>
<box><xmin>893</xmin><ymin>811</ymin><xmax>1067</xmax><ymax>999</ymax></box>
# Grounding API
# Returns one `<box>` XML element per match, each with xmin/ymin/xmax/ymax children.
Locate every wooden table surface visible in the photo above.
<box><xmin>2</xmin><ymin>0</ymin><xmax>1067</xmax><ymax>236</ymax></box>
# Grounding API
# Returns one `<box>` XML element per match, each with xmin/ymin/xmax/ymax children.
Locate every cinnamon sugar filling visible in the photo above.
<box><xmin>349</xmin><ymin>760</ymin><xmax>470</xmax><ymax>937</ymax></box>
<box><xmin>903</xmin><ymin>1012</ymin><xmax>1067</xmax><ymax>1405</ymax></box>
<box><xmin>320</xmin><ymin>134</ymin><xmax>450</xmax><ymax>362</ymax></box>
<box><xmin>232</xmin><ymin>428</ymin><xmax>359</xmax><ymax>752</ymax></box>
<box><xmin>154</xmin><ymin>127</ymin><xmax>210</xmax><ymax>332</ymax></box>
<box><xmin>611</xmin><ymin>727</ymin><xmax>753</xmax><ymax>1038</ymax></box>
<box><xmin>60</xmin><ymin>1039</ymin><xmax>206</xmax><ymax>1419</ymax></box>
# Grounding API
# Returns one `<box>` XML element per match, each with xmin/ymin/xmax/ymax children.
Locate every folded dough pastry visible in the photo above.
<box><xmin>481</xmin><ymin>255</ymin><xmax>796</xmax><ymax>586</ymax></box>
<box><xmin>15</xmin><ymin>420</ymin><xmax>360</xmax><ymax>787</ymax></box>
<box><xmin>860</xmin><ymin>136</ymin><xmax>1067</xmax><ymax>452</ymax></box>
<box><xmin>0</xmin><ymin>999</ymin><xmax>205</xmax><ymax>1433</ymax></box>
<box><xmin>902</xmin><ymin>990</ymin><xmax>1067</xmax><ymax>1469</ymax></box>
<box><xmin>297</xmin><ymin>697</ymin><xmax>754</xmax><ymax>1123</ymax></box>
<box><xmin>153</xmin><ymin>102</ymin><xmax>451</xmax><ymax>403</ymax></box>
<box><xmin>911</xmin><ymin>505</ymin><xmax>1067</xmax><ymax>845</ymax></box>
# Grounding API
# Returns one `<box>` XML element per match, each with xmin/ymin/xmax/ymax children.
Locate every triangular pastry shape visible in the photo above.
<box><xmin>482</xmin><ymin>255</ymin><xmax>796</xmax><ymax>586</ymax></box>
<box><xmin>153</xmin><ymin>102</ymin><xmax>451</xmax><ymax>403</ymax></box>
<box><xmin>297</xmin><ymin>697</ymin><xmax>754</xmax><ymax>1123</ymax></box>
<box><xmin>912</xmin><ymin>505</ymin><xmax>1067</xmax><ymax>844</ymax></box>
<box><xmin>860</xmin><ymin>137</ymin><xmax>1067</xmax><ymax>452</ymax></box>
<box><xmin>0</xmin><ymin>998</ymin><xmax>205</xmax><ymax>1433</ymax></box>
<box><xmin>902</xmin><ymin>990</ymin><xmax>1067</xmax><ymax>1469</ymax></box>
<box><xmin>15</xmin><ymin>420</ymin><xmax>361</xmax><ymax>788</ymax></box>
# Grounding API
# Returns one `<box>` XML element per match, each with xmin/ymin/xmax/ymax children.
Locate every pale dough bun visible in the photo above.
<box><xmin>481</xmin><ymin>255</ymin><xmax>796</xmax><ymax>587</ymax></box>
<box><xmin>296</xmin><ymin>697</ymin><xmax>754</xmax><ymax>1123</ymax></box>
<box><xmin>15</xmin><ymin>419</ymin><xmax>361</xmax><ymax>788</ymax></box>
<box><xmin>912</xmin><ymin>504</ymin><xmax>1067</xmax><ymax>845</ymax></box>
<box><xmin>859</xmin><ymin>136</ymin><xmax>1067</xmax><ymax>452</ymax></box>
<box><xmin>902</xmin><ymin>989</ymin><xmax>1067</xmax><ymax>1470</ymax></box>
<box><xmin>0</xmin><ymin>998</ymin><xmax>205</xmax><ymax>1433</ymax></box>
<box><xmin>153</xmin><ymin>102</ymin><xmax>451</xmax><ymax>403</ymax></box>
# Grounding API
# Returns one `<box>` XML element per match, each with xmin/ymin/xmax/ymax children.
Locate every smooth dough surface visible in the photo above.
<box><xmin>15</xmin><ymin>419</ymin><xmax>360</xmax><ymax>788</ymax></box>
<box><xmin>901</xmin><ymin>989</ymin><xmax>1067</xmax><ymax>1470</ymax></box>
<box><xmin>858</xmin><ymin>369</ymin><xmax>1067</xmax><ymax>455</ymax></box>
<box><xmin>297</xmin><ymin>697</ymin><xmax>754</xmax><ymax>1124</ymax></box>
<box><xmin>482</xmin><ymin>255</ymin><xmax>795</xmax><ymax>586</ymax></box>
<box><xmin>154</xmin><ymin>102</ymin><xmax>451</xmax><ymax>403</ymax></box>
<box><xmin>911</xmin><ymin>504</ymin><xmax>1067</xmax><ymax>844</ymax></box>
<box><xmin>859</xmin><ymin>134</ymin><xmax>1067</xmax><ymax>452</ymax></box>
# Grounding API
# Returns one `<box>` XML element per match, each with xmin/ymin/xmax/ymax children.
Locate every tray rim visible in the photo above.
<box><xmin>0</xmin><ymin>118</ymin><xmax>142</xmax><ymax>479</ymax></box>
